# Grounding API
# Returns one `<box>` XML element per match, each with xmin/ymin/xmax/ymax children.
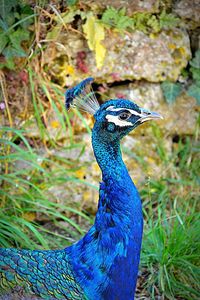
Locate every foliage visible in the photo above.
<box><xmin>142</xmin><ymin>212</ymin><xmax>199</xmax><ymax>299</ymax></box>
<box><xmin>83</xmin><ymin>15</ymin><xmax>106</xmax><ymax>69</ymax></box>
<box><xmin>101</xmin><ymin>7</ymin><xmax>133</xmax><ymax>31</ymax></box>
<box><xmin>162</xmin><ymin>50</ymin><xmax>200</xmax><ymax>105</ymax></box>
<box><xmin>161</xmin><ymin>81</ymin><xmax>182</xmax><ymax>104</ymax></box>
<box><xmin>66</xmin><ymin>0</ymin><xmax>78</xmax><ymax>6</ymax></box>
<box><xmin>141</xmin><ymin>136</ymin><xmax>200</xmax><ymax>299</ymax></box>
<box><xmin>101</xmin><ymin>7</ymin><xmax>180</xmax><ymax>34</ymax></box>
<box><xmin>159</xmin><ymin>10</ymin><xmax>180</xmax><ymax>29</ymax></box>
<box><xmin>187</xmin><ymin>49</ymin><xmax>200</xmax><ymax>104</ymax></box>
<box><xmin>0</xmin><ymin>125</ymin><xmax>94</xmax><ymax>249</ymax></box>
<box><xmin>0</xmin><ymin>0</ymin><xmax>35</xmax><ymax>69</ymax></box>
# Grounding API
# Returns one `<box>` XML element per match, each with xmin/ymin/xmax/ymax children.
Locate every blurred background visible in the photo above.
<box><xmin>0</xmin><ymin>1</ymin><xmax>199</xmax><ymax>299</ymax></box>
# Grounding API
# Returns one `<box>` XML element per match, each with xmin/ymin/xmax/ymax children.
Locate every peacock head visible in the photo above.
<box><xmin>65</xmin><ymin>78</ymin><xmax>162</xmax><ymax>141</ymax></box>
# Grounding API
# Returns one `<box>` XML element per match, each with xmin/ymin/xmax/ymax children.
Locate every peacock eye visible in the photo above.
<box><xmin>118</xmin><ymin>111</ymin><xmax>131</xmax><ymax>121</ymax></box>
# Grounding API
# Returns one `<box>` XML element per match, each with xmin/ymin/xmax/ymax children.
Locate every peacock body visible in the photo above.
<box><xmin>0</xmin><ymin>78</ymin><xmax>162</xmax><ymax>299</ymax></box>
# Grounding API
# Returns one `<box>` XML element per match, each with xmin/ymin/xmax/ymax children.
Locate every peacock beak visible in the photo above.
<box><xmin>139</xmin><ymin>109</ymin><xmax>163</xmax><ymax>123</ymax></box>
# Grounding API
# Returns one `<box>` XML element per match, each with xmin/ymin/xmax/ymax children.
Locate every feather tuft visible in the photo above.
<box><xmin>65</xmin><ymin>77</ymin><xmax>100</xmax><ymax>115</ymax></box>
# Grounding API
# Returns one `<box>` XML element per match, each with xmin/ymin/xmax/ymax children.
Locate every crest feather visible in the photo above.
<box><xmin>65</xmin><ymin>77</ymin><xmax>100</xmax><ymax>115</ymax></box>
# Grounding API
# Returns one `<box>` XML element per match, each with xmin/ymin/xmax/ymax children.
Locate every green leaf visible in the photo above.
<box><xmin>147</xmin><ymin>15</ymin><xmax>160</xmax><ymax>33</ymax></box>
<box><xmin>190</xmin><ymin>67</ymin><xmax>200</xmax><ymax>85</ymax></box>
<box><xmin>3</xmin><ymin>44</ymin><xmax>26</xmax><ymax>57</ymax></box>
<box><xmin>101</xmin><ymin>7</ymin><xmax>133</xmax><ymax>31</ymax></box>
<box><xmin>66</xmin><ymin>0</ymin><xmax>78</xmax><ymax>6</ymax></box>
<box><xmin>0</xmin><ymin>0</ymin><xmax>17</xmax><ymax>21</ymax></box>
<box><xmin>9</xmin><ymin>27</ymin><xmax>29</xmax><ymax>48</ymax></box>
<box><xmin>0</xmin><ymin>18</ymin><xmax>8</xmax><ymax>30</ymax></box>
<box><xmin>0</xmin><ymin>31</ymin><xmax>8</xmax><ymax>53</ymax></box>
<box><xmin>161</xmin><ymin>81</ymin><xmax>182</xmax><ymax>104</ymax></box>
<box><xmin>159</xmin><ymin>10</ymin><xmax>180</xmax><ymax>29</ymax></box>
<box><xmin>0</xmin><ymin>56</ymin><xmax>15</xmax><ymax>69</ymax></box>
<box><xmin>187</xmin><ymin>84</ymin><xmax>200</xmax><ymax>105</ymax></box>
<box><xmin>3</xmin><ymin>12</ymin><xmax>16</xmax><ymax>27</ymax></box>
<box><xmin>189</xmin><ymin>49</ymin><xmax>200</xmax><ymax>69</ymax></box>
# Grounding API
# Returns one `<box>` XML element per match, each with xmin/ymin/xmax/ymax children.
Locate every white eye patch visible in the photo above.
<box><xmin>106</xmin><ymin>106</ymin><xmax>142</xmax><ymax>117</ymax></box>
<box><xmin>105</xmin><ymin>114</ymin><xmax>133</xmax><ymax>127</ymax></box>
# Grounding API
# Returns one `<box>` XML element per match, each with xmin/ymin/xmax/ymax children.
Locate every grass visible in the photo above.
<box><xmin>139</xmin><ymin>130</ymin><xmax>200</xmax><ymax>299</ymax></box>
<box><xmin>0</xmin><ymin>125</ymin><xmax>95</xmax><ymax>249</ymax></box>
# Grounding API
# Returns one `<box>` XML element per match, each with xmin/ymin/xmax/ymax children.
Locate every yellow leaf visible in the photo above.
<box><xmin>83</xmin><ymin>15</ymin><xmax>106</xmax><ymax>69</ymax></box>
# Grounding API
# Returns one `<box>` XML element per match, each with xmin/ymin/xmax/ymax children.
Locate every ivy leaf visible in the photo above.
<box><xmin>189</xmin><ymin>49</ymin><xmax>200</xmax><ymax>69</ymax></box>
<box><xmin>83</xmin><ymin>15</ymin><xmax>106</xmax><ymax>69</ymax></box>
<box><xmin>161</xmin><ymin>81</ymin><xmax>182</xmax><ymax>104</ymax></box>
<box><xmin>187</xmin><ymin>84</ymin><xmax>200</xmax><ymax>105</ymax></box>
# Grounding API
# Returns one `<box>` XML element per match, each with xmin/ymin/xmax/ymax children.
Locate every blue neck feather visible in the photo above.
<box><xmin>66</xmin><ymin>123</ymin><xmax>143</xmax><ymax>300</ymax></box>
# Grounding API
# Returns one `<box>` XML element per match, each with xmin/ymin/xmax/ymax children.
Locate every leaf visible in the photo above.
<box><xmin>47</xmin><ymin>10</ymin><xmax>77</xmax><ymax>40</ymax></box>
<box><xmin>190</xmin><ymin>67</ymin><xmax>200</xmax><ymax>85</ymax></box>
<box><xmin>161</xmin><ymin>81</ymin><xmax>182</xmax><ymax>104</ymax></box>
<box><xmin>101</xmin><ymin>7</ymin><xmax>133</xmax><ymax>31</ymax></box>
<box><xmin>9</xmin><ymin>28</ymin><xmax>29</xmax><ymax>49</ymax></box>
<box><xmin>83</xmin><ymin>15</ymin><xmax>106</xmax><ymax>69</ymax></box>
<box><xmin>0</xmin><ymin>0</ymin><xmax>17</xmax><ymax>21</ymax></box>
<box><xmin>0</xmin><ymin>32</ymin><xmax>8</xmax><ymax>53</ymax></box>
<box><xmin>46</xmin><ymin>25</ymin><xmax>62</xmax><ymax>41</ymax></box>
<box><xmin>54</xmin><ymin>9</ymin><xmax>77</xmax><ymax>24</ymax></box>
<box><xmin>189</xmin><ymin>49</ymin><xmax>200</xmax><ymax>69</ymax></box>
<box><xmin>0</xmin><ymin>56</ymin><xmax>15</xmax><ymax>69</ymax></box>
<box><xmin>147</xmin><ymin>15</ymin><xmax>160</xmax><ymax>33</ymax></box>
<box><xmin>0</xmin><ymin>18</ymin><xmax>8</xmax><ymax>30</ymax></box>
<box><xmin>3</xmin><ymin>44</ymin><xmax>26</xmax><ymax>57</ymax></box>
<box><xmin>187</xmin><ymin>84</ymin><xmax>200</xmax><ymax>105</ymax></box>
<box><xmin>159</xmin><ymin>11</ymin><xmax>180</xmax><ymax>29</ymax></box>
<box><xmin>66</xmin><ymin>0</ymin><xmax>78</xmax><ymax>6</ymax></box>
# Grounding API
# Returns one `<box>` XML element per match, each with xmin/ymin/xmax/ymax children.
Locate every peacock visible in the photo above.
<box><xmin>0</xmin><ymin>78</ymin><xmax>162</xmax><ymax>300</ymax></box>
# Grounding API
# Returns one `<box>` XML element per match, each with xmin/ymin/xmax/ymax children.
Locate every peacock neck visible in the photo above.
<box><xmin>92</xmin><ymin>125</ymin><xmax>127</xmax><ymax>181</ymax></box>
<box><xmin>67</xmin><ymin>126</ymin><xmax>143</xmax><ymax>300</ymax></box>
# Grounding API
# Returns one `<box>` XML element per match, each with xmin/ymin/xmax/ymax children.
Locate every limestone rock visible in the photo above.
<box><xmin>88</xmin><ymin>29</ymin><xmax>191</xmax><ymax>83</ymax></box>
<box><xmin>44</xmin><ymin>28</ymin><xmax>191</xmax><ymax>85</ymax></box>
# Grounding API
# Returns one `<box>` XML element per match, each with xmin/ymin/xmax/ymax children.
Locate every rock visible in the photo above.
<box><xmin>44</xmin><ymin>28</ymin><xmax>191</xmax><ymax>85</ymax></box>
<box><xmin>83</xmin><ymin>0</ymin><xmax>160</xmax><ymax>15</ymax></box>
<box><xmin>88</xmin><ymin>29</ymin><xmax>191</xmax><ymax>83</ymax></box>
<box><xmin>106</xmin><ymin>81</ymin><xmax>198</xmax><ymax>135</ymax></box>
<box><xmin>173</xmin><ymin>0</ymin><xmax>200</xmax><ymax>28</ymax></box>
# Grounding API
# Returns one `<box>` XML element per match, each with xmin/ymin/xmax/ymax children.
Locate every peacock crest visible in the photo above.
<box><xmin>65</xmin><ymin>77</ymin><xmax>100</xmax><ymax>115</ymax></box>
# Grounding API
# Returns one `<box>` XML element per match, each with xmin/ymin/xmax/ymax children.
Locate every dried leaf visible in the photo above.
<box><xmin>83</xmin><ymin>15</ymin><xmax>106</xmax><ymax>69</ymax></box>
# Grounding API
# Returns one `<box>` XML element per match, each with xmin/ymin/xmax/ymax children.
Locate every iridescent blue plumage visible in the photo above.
<box><xmin>0</xmin><ymin>78</ymin><xmax>162</xmax><ymax>299</ymax></box>
<box><xmin>65</xmin><ymin>77</ymin><xmax>94</xmax><ymax>108</ymax></box>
